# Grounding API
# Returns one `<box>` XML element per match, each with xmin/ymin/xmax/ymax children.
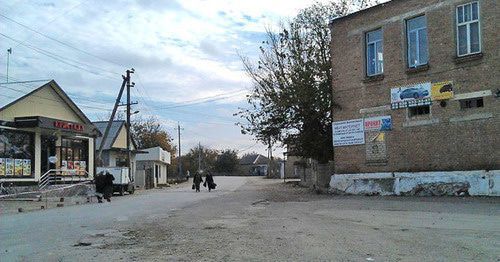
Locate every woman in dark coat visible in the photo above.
<box><xmin>204</xmin><ymin>171</ymin><xmax>216</xmax><ymax>192</ymax></box>
<box><xmin>192</xmin><ymin>170</ymin><xmax>203</xmax><ymax>192</ymax></box>
<box><xmin>94</xmin><ymin>173</ymin><xmax>105</xmax><ymax>203</ymax></box>
<box><xmin>103</xmin><ymin>170</ymin><xmax>115</xmax><ymax>202</ymax></box>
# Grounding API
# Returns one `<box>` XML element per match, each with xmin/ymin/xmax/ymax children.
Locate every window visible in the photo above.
<box><xmin>456</xmin><ymin>2</ymin><xmax>480</xmax><ymax>56</ymax></box>
<box><xmin>366</xmin><ymin>29</ymin><xmax>383</xmax><ymax>76</ymax></box>
<box><xmin>460</xmin><ymin>97</ymin><xmax>483</xmax><ymax>109</ymax></box>
<box><xmin>58</xmin><ymin>138</ymin><xmax>88</xmax><ymax>175</ymax></box>
<box><xmin>0</xmin><ymin>129</ymin><xmax>35</xmax><ymax>177</ymax></box>
<box><xmin>408</xmin><ymin>105</ymin><xmax>430</xmax><ymax>118</ymax></box>
<box><xmin>407</xmin><ymin>16</ymin><xmax>428</xmax><ymax>67</ymax></box>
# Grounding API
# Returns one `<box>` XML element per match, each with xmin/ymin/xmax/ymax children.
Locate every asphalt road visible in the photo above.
<box><xmin>1</xmin><ymin>177</ymin><xmax>499</xmax><ymax>261</ymax></box>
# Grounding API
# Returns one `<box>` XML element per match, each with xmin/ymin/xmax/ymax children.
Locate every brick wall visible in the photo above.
<box><xmin>330</xmin><ymin>0</ymin><xmax>499</xmax><ymax>174</ymax></box>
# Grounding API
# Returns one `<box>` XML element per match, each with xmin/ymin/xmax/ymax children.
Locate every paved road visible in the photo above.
<box><xmin>1</xmin><ymin>177</ymin><xmax>499</xmax><ymax>261</ymax></box>
<box><xmin>0</xmin><ymin>176</ymin><xmax>249</xmax><ymax>261</ymax></box>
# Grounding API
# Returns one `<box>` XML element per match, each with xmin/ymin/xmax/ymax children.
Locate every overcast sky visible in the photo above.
<box><xmin>0</xmin><ymin>0</ymin><xmax>335</xmax><ymax>157</ymax></box>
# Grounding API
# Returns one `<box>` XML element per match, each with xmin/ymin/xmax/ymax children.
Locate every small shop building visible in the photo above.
<box><xmin>0</xmin><ymin>80</ymin><xmax>101</xmax><ymax>185</ymax></box>
<box><xmin>135</xmin><ymin>146</ymin><xmax>171</xmax><ymax>188</ymax></box>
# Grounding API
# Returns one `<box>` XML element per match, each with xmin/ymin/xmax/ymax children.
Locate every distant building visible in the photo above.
<box><xmin>93</xmin><ymin>121</ymin><xmax>140</xmax><ymax>178</ymax></box>
<box><xmin>239</xmin><ymin>154</ymin><xmax>269</xmax><ymax>176</ymax></box>
<box><xmin>0</xmin><ymin>80</ymin><xmax>100</xmax><ymax>185</ymax></box>
<box><xmin>328</xmin><ymin>0</ymin><xmax>499</xmax><ymax>195</ymax></box>
<box><xmin>135</xmin><ymin>146</ymin><xmax>171</xmax><ymax>188</ymax></box>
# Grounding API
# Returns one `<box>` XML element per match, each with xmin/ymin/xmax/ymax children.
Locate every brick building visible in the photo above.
<box><xmin>329</xmin><ymin>0</ymin><xmax>499</xmax><ymax>176</ymax></box>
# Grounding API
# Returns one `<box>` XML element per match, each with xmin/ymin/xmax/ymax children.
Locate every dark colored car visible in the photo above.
<box><xmin>439</xmin><ymin>83</ymin><xmax>453</xmax><ymax>93</ymax></box>
<box><xmin>400</xmin><ymin>87</ymin><xmax>429</xmax><ymax>100</ymax></box>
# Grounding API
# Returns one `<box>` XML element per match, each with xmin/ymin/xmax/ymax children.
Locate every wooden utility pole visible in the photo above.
<box><xmin>176</xmin><ymin>122</ymin><xmax>183</xmax><ymax>177</ymax></box>
<box><xmin>126</xmin><ymin>68</ymin><xmax>134</xmax><ymax>180</ymax></box>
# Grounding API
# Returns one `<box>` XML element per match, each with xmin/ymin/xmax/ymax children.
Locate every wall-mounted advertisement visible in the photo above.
<box><xmin>5</xmin><ymin>158</ymin><xmax>13</xmax><ymax>176</ymax></box>
<box><xmin>364</xmin><ymin>116</ymin><xmax>392</xmax><ymax>131</ymax></box>
<box><xmin>0</xmin><ymin>158</ymin><xmax>5</xmax><ymax>176</ymax></box>
<box><xmin>391</xmin><ymin>82</ymin><xmax>431</xmax><ymax>109</ymax></box>
<box><xmin>23</xmin><ymin>159</ymin><xmax>31</xmax><ymax>176</ymax></box>
<box><xmin>333</xmin><ymin>119</ymin><xmax>365</xmax><ymax>147</ymax></box>
<box><xmin>431</xmin><ymin>81</ymin><xmax>453</xmax><ymax>100</ymax></box>
<box><xmin>14</xmin><ymin>159</ymin><xmax>23</xmax><ymax>176</ymax></box>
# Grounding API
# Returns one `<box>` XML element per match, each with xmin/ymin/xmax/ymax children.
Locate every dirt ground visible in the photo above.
<box><xmin>88</xmin><ymin>178</ymin><xmax>500</xmax><ymax>261</ymax></box>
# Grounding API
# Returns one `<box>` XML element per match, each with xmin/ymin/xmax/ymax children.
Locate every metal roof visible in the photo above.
<box><xmin>93</xmin><ymin>120</ymin><xmax>125</xmax><ymax>150</ymax></box>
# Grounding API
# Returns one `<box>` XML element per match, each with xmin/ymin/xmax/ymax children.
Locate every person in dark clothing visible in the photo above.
<box><xmin>204</xmin><ymin>171</ymin><xmax>216</xmax><ymax>192</ymax></box>
<box><xmin>94</xmin><ymin>173</ymin><xmax>105</xmax><ymax>203</ymax></box>
<box><xmin>192</xmin><ymin>170</ymin><xmax>203</xmax><ymax>192</ymax></box>
<box><xmin>103</xmin><ymin>170</ymin><xmax>115</xmax><ymax>202</ymax></box>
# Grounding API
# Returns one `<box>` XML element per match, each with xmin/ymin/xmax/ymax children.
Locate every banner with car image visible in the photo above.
<box><xmin>431</xmin><ymin>81</ymin><xmax>453</xmax><ymax>100</ymax></box>
<box><xmin>390</xmin><ymin>82</ymin><xmax>431</xmax><ymax>109</ymax></box>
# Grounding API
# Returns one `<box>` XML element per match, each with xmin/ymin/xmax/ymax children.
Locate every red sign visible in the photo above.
<box><xmin>53</xmin><ymin>121</ymin><xmax>84</xmax><ymax>132</ymax></box>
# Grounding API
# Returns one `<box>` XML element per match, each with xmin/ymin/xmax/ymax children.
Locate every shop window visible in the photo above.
<box><xmin>0</xmin><ymin>129</ymin><xmax>35</xmax><ymax>177</ymax></box>
<box><xmin>366</xmin><ymin>29</ymin><xmax>383</xmax><ymax>76</ymax></box>
<box><xmin>460</xmin><ymin>97</ymin><xmax>483</xmax><ymax>109</ymax></box>
<box><xmin>456</xmin><ymin>2</ymin><xmax>481</xmax><ymax>56</ymax></box>
<box><xmin>407</xmin><ymin>15</ymin><xmax>428</xmax><ymax>67</ymax></box>
<box><xmin>408</xmin><ymin>105</ymin><xmax>430</xmax><ymax>118</ymax></box>
<box><xmin>58</xmin><ymin>138</ymin><xmax>88</xmax><ymax>176</ymax></box>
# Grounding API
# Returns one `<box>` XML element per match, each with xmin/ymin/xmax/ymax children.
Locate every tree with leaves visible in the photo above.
<box><xmin>214</xmin><ymin>149</ymin><xmax>239</xmax><ymax>173</ymax></box>
<box><xmin>131</xmin><ymin>116</ymin><xmax>176</xmax><ymax>155</ymax></box>
<box><xmin>236</xmin><ymin>1</ymin><xmax>375</xmax><ymax>163</ymax></box>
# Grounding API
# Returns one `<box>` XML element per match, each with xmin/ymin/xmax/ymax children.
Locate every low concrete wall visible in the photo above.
<box><xmin>330</xmin><ymin>170</ymin><xmax>500</xmax><ymax>196</ymax></box>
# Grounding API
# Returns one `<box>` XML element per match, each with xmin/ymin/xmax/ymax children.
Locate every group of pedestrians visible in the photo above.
<box><xmin>95</xmin><ymin>170</ymin><xmax>114</xmax><ymax>203</ymax></box>
<box><xmin>192</xmin><ymin>170</ymin><xmax>216</xmax><ymax>192</ymax></box>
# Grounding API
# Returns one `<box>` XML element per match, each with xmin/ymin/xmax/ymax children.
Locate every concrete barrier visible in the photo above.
<box><xmin>329</xmin><ymin>170</ymin><xmax>499</xmax><ymax>196</ymax></box>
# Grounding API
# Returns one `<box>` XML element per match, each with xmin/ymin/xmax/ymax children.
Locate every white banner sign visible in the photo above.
<box><xmin>391</xmin><ymin>82</ymin><xmax>431</xmax><ymax>109</ymax></box>
<box><xmin>333</xmin><ymin>119</ymin><xmax>365</xmax><ymax>147</ymax></box>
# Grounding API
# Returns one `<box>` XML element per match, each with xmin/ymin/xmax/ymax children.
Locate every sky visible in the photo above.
<box><xmin>0</xmin><ymin>0</ymin><xmax>336</xmax><ymax>157</ymax></box>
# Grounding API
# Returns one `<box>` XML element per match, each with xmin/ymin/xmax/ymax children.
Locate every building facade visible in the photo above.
<box><xmin>330</xmin><ymin>0</ymin><xmax>499</xmax><ymax>176</ymax></box>
<box><xmin>93</xmin><ymin>121</ymin><xmax>139</xmax><ymax>178</ymax></box>
<box><xmin>0</xmin><ymin>80</ymin><xmax>100</xmax><ymax>185</ymax></box>
<box><xmin>136</xmin><ymin>146</ymin><xmax>171</xmax><ymax>188</ymax></box>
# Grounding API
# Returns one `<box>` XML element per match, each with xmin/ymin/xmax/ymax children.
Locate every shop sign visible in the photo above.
<box><xmin>391</xmin><ymin>82</ymin><xmax>431</xmax><ymax>109</ymax></box>
<box><xmin>53</xmin><ymin>121</ymin><xmax>84</xmax><ymax>132</ymax></box>
<box><xmin>364</xmin><ymin>116</ymin><xmax>392</xmax><ymax>131</ymax></box>
<box><xmin>333</xmin><ymin>119</ymin><xmax>365</xmax><ymax>147</ymax></box>
<box><xmin>431</xmin><ymin>81</ymin><xmax>454</xmax><ymax>100</ymax></box>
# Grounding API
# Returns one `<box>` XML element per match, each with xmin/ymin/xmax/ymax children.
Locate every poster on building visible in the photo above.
<box><xmin>0</xmin><ymin>158</ymin><xmax>5</xmax><ymax>176</ymax></box>
<box><xmin>431</xmin><ymin>81</ymin><xmax>454</xmax><ymax>100</ymax></box>
<box><xmin>5</xmin><ymin>158</ymin><xmax>13</xmax><ymax>176</ymax></box>
<box><xmin>79</xmin><ymin>161</ymin><xmax>86</xmax><ymax>175</ymax></box>
<box><xmin>365</xmin><ymin>132</ymin><xmax>387</xmax><ymax>163</ymax></box>
<box><xmin>62</xmin><ymin>160</ymin><xmax>68</xmax><ymax>175</ymax></box>
<box><xmin>23</xmin><ymin>159</ymin><xmax>31</xmax><ymax>176</ymax></box>
<box><xmin>333</xmin><ymin>119</ymin><xmax>365</xmax><ymax>147</ymax></box>
<box><xmin>364</xmin><ymin>116</ymin><xmax>392</xmax><ymax>131</ymax></box>
<box><xmin>14</xmin><ymin>159</ymin><xmax>23</xmax><ymax>176</ymax></box>
<box><xmin>391</xmin><ymin>82</ymin><xmax>431</xmax><ymax>109</ymax></box>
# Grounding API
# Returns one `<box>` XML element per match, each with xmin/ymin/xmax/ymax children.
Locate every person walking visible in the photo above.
<box><xmin>103</xmin><ymin>170</ymin><xmax>115</xmax><ymax>202</ymax></box>
<box><xmin>204</xmin><ymin>170</ymin><xmax>216</xmax><ymax>192</ymax></box>
<box><xmin>192</xmin><ymin>170</ymin><xmax>203</xmax><ymax>192</ymax></box>
<box><xmin>94</xmin><ymin>172</ymin><xmax>105</xmax><ymax>203</ymax></box>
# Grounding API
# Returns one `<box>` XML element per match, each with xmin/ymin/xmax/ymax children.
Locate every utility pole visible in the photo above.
<box><xmin>6</xmin><ymin>48</ymin><xmax>12</xmax><ymax>83</ymax></box>
<box><xmin>176</xmin><ymin>122</ymin><xmax>183</xmax><ymax>178</ymax></box>
<box><xmin>198</xmin><ymin>142</ymin><xmax>201</xmax><ymax>171</ymax></box>
<box><xmin>126</xmin><ymin>68</ymin><xmax>135</xmax><ymax>181</ymax></box>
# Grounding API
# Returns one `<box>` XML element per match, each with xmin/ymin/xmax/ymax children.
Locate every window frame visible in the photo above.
<box><xmin>365</xmin><ymin>28</ymin><xmax>384</xmax><ymax>76</ymax></box>
<box><xmin>456</xmin><ymin>1</ymin><xmax>481</xmax><ymax>57</ymax></box>
<box><xmin>407</xmin><ymin>104</ymin><xmax>432</xmax><ymax>119</ymax></box>
<box><xmin>406</xmin><ymin>15</ymin><xmax>428</xmax><ymax>68</ymax></box>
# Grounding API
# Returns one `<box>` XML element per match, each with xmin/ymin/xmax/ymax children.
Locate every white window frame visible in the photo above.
<box><xmin>407</xmin><ymin>15</ymin><xmax>428</xmax><ymax>68</ymax></box>
<box><xmin>456</xmin><ymin>1</ymin><xmax>481</xmax><ymax>57</ymax></box>
<box><xmin>366</xmin><ymin>29</ymin><xmax>383</xmax><ymax>76</ymax></box>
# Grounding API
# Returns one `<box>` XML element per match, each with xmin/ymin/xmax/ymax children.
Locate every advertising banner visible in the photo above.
<box><xmin>391</xmin><ymin>82</ymin><xmax>431</xmax><ymax>109</ymax></box>
<box><xmin>364</xmin><ymin>116</ymin><xmax>392</xmax><ymax>131</ymax></box>
<box><xmin>23</xmin><ymin>159</ymin><xmax>31</xmax><ymax>176</ymax></box>
<box><xmin>431</xmin><ymin>81</ymin><xmax>454</xmax><ymax>100</ymax></box>
<box><xmin>14</xmin><ymin>159</ymin><xmax>23</xmax><ymax>176</ymax></box>
<box><xmin>5</xmin><ymin>158</ymin><xmax>13</xmax><ymax>176</ymax></box>
<box><xmin>333</xmin><ymin>119</ymin><xmax>365</xmax><ymax>147</ymax></box>
<box><xmin>0</xmin><ymin>158</ymin><xmax>5</xmax><ymax>176</ymax></box>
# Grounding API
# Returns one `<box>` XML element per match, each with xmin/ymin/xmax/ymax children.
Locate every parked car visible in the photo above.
<box><xmin>399</xmin><ymin>87</ymin><xmax>429</xmax><ymax>100</ymax></box>
<box><xmin>439</xmin><ymin>83</ymin><xmax>453</xmax><ymax>93</ymax></box>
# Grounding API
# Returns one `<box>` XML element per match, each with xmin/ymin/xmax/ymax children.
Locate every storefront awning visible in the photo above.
<box><xmin>12</xmin><ymin>116</ymin><xmax>101</xmax><ymax>137</ymax></box>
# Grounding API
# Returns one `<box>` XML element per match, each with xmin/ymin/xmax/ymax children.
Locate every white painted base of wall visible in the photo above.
<box><xmin>329</xmin><ymin>170</ymin><xmax>500</xmax><ymax>196</ymax></box>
